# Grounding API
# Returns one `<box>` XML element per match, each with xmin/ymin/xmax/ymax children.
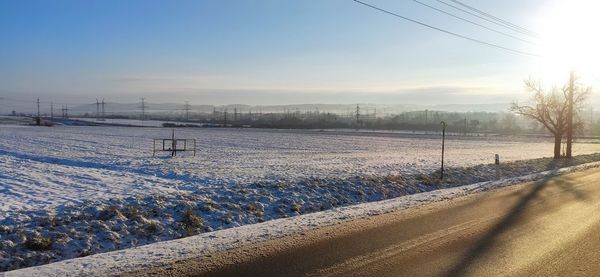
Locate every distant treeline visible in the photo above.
<box><xmin>218</xmin><ymin>111</ymin><xmax>532</xmax><ymax>135</ymax></box>
<box><xmin>63</xmin><ymin>104</ymin><xmax>600</xmax><ymax>136</ymax></box>
<box><xmin>97</xmin><ymin>110</ymin><xmax>568</xmax><ymax>135</ymax></box>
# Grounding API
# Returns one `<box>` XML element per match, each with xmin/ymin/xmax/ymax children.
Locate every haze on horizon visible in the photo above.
<box><xmin>1</xmin><ymin>0</ymin><xmax>599</xmax><ymax>106</ymax></box>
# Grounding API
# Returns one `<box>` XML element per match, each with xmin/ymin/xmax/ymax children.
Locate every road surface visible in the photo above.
<box><xmin>130</xmin><ymin>167</ymin><xmax>600</xmax><ymax>276</ymax></box>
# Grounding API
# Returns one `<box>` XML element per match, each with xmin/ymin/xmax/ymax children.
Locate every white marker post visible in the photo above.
<box><xmin>495</xmin><ymin>154</ymin><xmax>500</xmax><ymax>179</ymax></box>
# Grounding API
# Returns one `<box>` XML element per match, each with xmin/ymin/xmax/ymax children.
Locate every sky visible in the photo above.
<box><xmin>1</xmin><ymin>0</ymin><xmax>599</xmax><ymax>106</ymax></box>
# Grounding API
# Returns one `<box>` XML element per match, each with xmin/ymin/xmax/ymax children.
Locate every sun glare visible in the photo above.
<box><xmin>535</xmin><ymin>0</ymin><xmax>600</xmax><ymax>84</ymax></box>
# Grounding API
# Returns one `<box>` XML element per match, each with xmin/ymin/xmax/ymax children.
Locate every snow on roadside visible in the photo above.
<box><xmin>3</xmin><ymin>125</ymin><xmax>600</xmax><ymax>272</ymax></box>
<box><xmin>2</xmin><ymin>154</ymin><xmax>600</xmax><ymax>272</ymax></box>
<box><xmin>6</xmin><ymin>159</ymin><xmax>600</xmax><ymax>277</ymax></box>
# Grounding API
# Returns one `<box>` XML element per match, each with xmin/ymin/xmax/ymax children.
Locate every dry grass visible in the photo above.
<box><xmin>181</xmin><ymin>209</ymin><xmax>204</xmax><ymax>236</ymax></box>
<box><xmin>24</xmin><ymin>235</ymin><xmax>53</xmax><ymax>251</ymax></box>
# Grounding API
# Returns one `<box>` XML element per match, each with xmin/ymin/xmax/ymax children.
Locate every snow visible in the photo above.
<box><xmin>2</xmin><ymin>125</ymin><xmax>600</xmax><ymax>214</ymax></box>
<box><xmin>5</xmin><ymin>160</ymin><xmax>600</xmax><ymax>277</ymax></box>
<box><xmin>2</xmin><ymin>125</ymin><xmax>600</xmax><ymax>272</ymax></box>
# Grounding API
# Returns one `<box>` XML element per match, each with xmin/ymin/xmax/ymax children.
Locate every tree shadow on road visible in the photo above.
<box><xmin>446</xmin><ymin>169</ymin><xmax>588</xmax><ymax>277</ymax></box>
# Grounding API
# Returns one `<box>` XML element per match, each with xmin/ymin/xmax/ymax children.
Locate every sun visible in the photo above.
<box><xmin>535</xmin><ymin>0</ymin><xmax>600</xmax><ymax>84</ymax></box>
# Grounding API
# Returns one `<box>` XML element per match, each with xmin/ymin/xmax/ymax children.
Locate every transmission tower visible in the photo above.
<box><xmin>355</xmin><ymin>104</ymin><xmax>360</xmax><ymax>130</ymax></box>
<box><xmin>36</xmin><ymin>98</ymin><xmax>41</xmax><ymax>125</ymax></box>
<box><xmin>96</xmin><ymin>99</ymin><xmax>101</xmax><ymax>121</ymax></box>
<box><xmin>184</xmin><ymin>101</ymin><xmax>190</xmax><ymax>121</ymax></box>
<box><xmin>101</xmin><ymin>98</ymin><xmax>105</xmax><ymax>121</ymax></box>
<box><xmin>140</xmin><ymin>98</ymin><xmax>146</xmax><ymax>121</ymax></box>
<box><xmin>61</xmin><ymin>105</ymin><xmax>69</xmax><ymax>118</ymax></box>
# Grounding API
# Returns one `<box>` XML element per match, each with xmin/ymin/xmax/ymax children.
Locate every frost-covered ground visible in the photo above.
<box><xmin>1</xmin><ymin>125</ymin><xmax>600</xmax><ymax>271</ymax></box>
<box><xmin>3</xmin><ymin>125</ymin><xmax>600</xmax><ymax>213</ymax></box>
<box><xmin>8</xmin><ymin>161</ymin><xmax>600</xmax><ymax>277</ymax></box>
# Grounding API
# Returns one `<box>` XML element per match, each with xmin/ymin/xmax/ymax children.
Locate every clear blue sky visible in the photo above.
<box><xmin>1</xmin><ymin>0</ymin><xmax>591</xmax><ymax>105</ymax></box>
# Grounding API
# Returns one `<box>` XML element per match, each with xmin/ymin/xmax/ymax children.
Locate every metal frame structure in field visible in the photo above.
<box><xmin>152</xmin><ymin>129</ymin><xmax>196</xmax><ymax>157</ymax></box>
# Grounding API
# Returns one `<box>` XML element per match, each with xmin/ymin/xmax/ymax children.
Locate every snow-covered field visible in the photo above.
<box><xmin>3</xmin><ymin>125</ymin><xmax>600</xmax><ymax>213</ymax></box>
<box><xmin>2</xmin><ymin>125</ymin><xmax>600</xmax><ymax>271</ymax></box>
<box><xmin>9</xmin><ymin>160</ymin><xmax>600</xmax><ymax>277</ymax></box>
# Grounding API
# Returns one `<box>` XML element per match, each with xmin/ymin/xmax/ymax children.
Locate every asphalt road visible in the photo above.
<box><xmin>131</xmin><ymin>167</ymin><xmax>600</xmax><ymax>277</ymax></box>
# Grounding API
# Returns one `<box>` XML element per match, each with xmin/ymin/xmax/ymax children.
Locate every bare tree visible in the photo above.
<box><xmin>511</xmin><ymin>76</ymin><xmax>590</xmax><ymax>159</ymax></box>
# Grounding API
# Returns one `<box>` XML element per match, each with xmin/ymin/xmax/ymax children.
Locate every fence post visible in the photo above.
<box><xmin>171</xmin><ymin>129</ymin><xmax>176</xmax><ymax>157</ymax></box>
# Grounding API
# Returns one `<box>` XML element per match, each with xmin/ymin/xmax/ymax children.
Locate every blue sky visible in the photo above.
<box><xmin>0</xmin><ymin>0</ymin><xmax>593</xmax><ymax>105</ymax></box>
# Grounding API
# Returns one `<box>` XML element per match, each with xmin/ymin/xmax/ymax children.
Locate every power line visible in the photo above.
<box><xmin>0</xmin><ymin>96</ymin><xmax>93</xmax><ymax>106</ymax></box>
<box><xmin>448</xmin><ymin>0</ymin><xmax>538</xmax><ymax>37</ymax></box>
<box><xmin>352</xmin><ymin>0</ymin><xmax>539</xmax><ymax>57</ymax></box>
<box><xmin>412</xmin><ymin>0</ymin><xmax>536</xmax><ymax>45</ymax></box>
<box><xmin>434</xmin><ymin>0</ymin><xmax>539</xmax><ymax>39</ymax></box>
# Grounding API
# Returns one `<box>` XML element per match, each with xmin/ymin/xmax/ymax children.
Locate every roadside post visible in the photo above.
<box><xmin>440</xmin><ymin>121</ymin><xmax>446</xmax><ymax>180</ymax></box>
<box><xmin>495</xmin><ymin>154</ymin><xmax>500</xmax><ymax>179</ymax></box>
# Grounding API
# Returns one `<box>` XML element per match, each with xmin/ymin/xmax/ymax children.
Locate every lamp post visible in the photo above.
<box><xmin>440</xmin><ymin>121</ymin><xmax>446</xmax><ymax>180</ymax></box>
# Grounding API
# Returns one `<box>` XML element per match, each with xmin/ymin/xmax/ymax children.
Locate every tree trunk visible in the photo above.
<box><xmin>566</xmin><ymin>71</ymin><xmax>575</xmax><ymax>158</ymax></box>
<box><xmin>554</xmin><ymin>134</ymin><xmax>562</xmax><ymax>159</ymax></box>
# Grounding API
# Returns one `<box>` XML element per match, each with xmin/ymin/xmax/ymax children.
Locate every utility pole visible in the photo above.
<box><xmin>440</xmin><ymin>121</ymin><xmax>446</xmax><ymax>180</ymax></box>
<box><xmin>184</xmin><ymin>101</ymin><xmax>190</xmax><ymax>121</ymax></box>
<box><xmin>223</xmin><ymin>108</ymin><xmax>228</xmax><ymax>126</ymax></box>
<box><xmin>566</xmin><ymin>71</ymin><xmax>575</xmax><ymax>158</ymax></box>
